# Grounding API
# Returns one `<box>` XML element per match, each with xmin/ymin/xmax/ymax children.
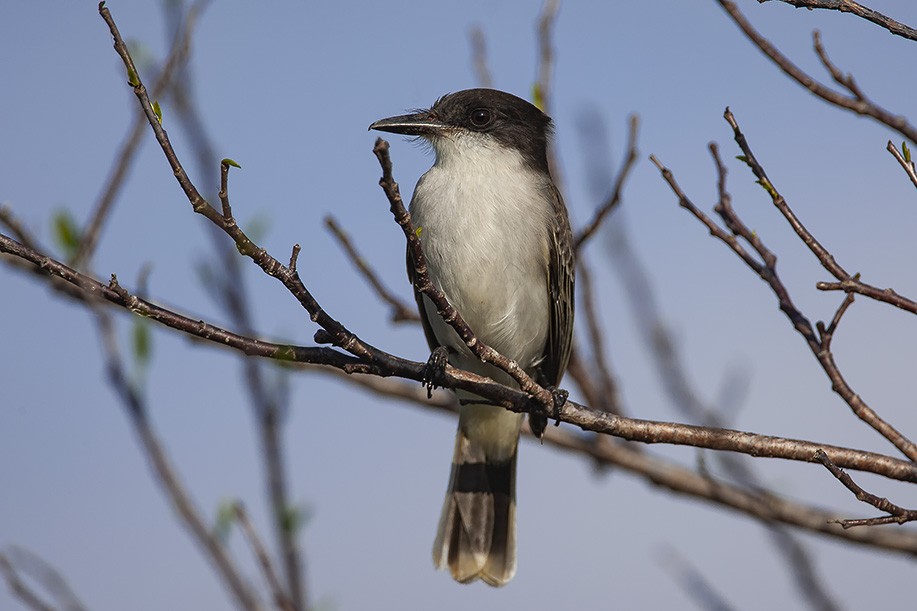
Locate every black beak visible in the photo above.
<box><xmin>369</xmin><ymin>110</ymin><xmax>445</xmax><ymax>136</ymax></box>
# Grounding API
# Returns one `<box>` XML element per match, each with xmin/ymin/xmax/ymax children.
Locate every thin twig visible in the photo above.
<box><xmin>886</xmin><ymin>140</ymin><xmax>917</xmax><ymax>191</ymax></box>
<box><xmin>759</xmin><ymin>0</ymin><xmax>917</xmax><ymax>42</ymax></box>
<box><xmin>717</xmin><ymin>0</ymin><xmax>917</xmax><ymax>144</ymax></box>
<box><xmin>234</xmin><ymin>503</ymin><xmax>296</xmax><ymax>611</ymax></box>
<box><xmin>164</xmin><ymin>7</ymin><xmax>308</xmax><ymax>601</ymax></box>
<box><xmin>659</xmin><ymin>546</ymin><xmax>737</xmax><ymax>611</ymax></box>
<box><xmin>814</xmin><ymin>449</ymin><xmax>917</xmax><ymax>528</ymax></box>
<box><xmin>715</xmin><ymin>109</ymin><xmax>917</xmax><ymax>460</ymax></box>
<box><xmin>0</xmin><ymin>553</ymin><xmax>55</xmax><ymax>611</ymax></box>
<box><xmin>324</xmin><ymin>215</ymin><xmax>419</xmax><ymax>323</ymax></box>
<box><xmin>653</xmin><ymin>146</ymin><xmax>917</xmax><ymax>462</ymax></box>
<box><xmin>575</xmin><ymin>114</ymin><xmax>640</xmax><ymax>250</ymax></box>
<box><xmin>94</xmin><ymin>305</ymin><xmax>260</xmax><ymax>610</ymax></box>
<box><xmin>577</xmin><ymin>257</ymin><xmax>622</xmax><ymax>414</ymax></box>
<box><xmin>73</xmin><ymin>0</ymin><xmax>208</xmax><ymax>268</ymax></box>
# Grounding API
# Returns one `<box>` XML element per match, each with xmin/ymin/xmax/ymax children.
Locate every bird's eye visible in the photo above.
<box><xmin>470</xmin><ymin>108</ymin><xmax>492</xmax><ymax>127</ymax></box>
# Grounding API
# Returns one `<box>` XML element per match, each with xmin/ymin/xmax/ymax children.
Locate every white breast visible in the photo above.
<box><xmin>409</xmin><ymin>133</ymin><xmax>553</xmax><ymax>374</ymax></box>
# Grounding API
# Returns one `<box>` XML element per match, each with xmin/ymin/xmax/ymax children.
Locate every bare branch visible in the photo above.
<box><xmin>233</xmin><ymin>503</ymin><xmax>296</xmax><ymax>611</ymax></box>
<box><xmin>717</xmin><ymin>0</ymin><xmax>917</xmax><ymax>144</ymax></box>
<box><xmin>815</xmin><ymin>450</ymin><xmax>917</xmax><ymax>528</ymax></box>
<box><xmin>659</xmin><ymin>546</ymin><xmax>737</xmax><ymax>611</ymax></box>
<box><xmin>337</xmin><ymin>369</ymin><xmax>917</xmax><ymax>555</ymax></box>
<box><xmin>713</xmin><ymin>109</ymin><xmax>917</xmax><ymax>460</ymax></box>
<box><xmin>73</xmin><ymin>0</ymin><xmax>208</xmax><ymax>268</ymax></box>
<box><xmin>324</xmin><ymin>215</ymin><xmax>419</xmax><ymax>323</ymax></box>
<box><xmin>0</xmin><ymin>553</ymin><xmax>54</xmax><ymax>611</ymax></box>
<box><xmin>0</xmin><ymin>546</ymin><xmax>86</xmax><ymax>611</ymax></box>
<box><xmin>5</xmin><ymin>230</ymin><xmax>917</xmax><ymax>486</ymax></box>
<box><xmin>93</xmin><ymin>307</ymin><xmax>260</xmax><ymax>610</ymax></box>
<box><xmin>759</xmin><ymin>0</ymin><xmax>917</xmax><ymax>42</ymax></box>
<box><xmin>653</xmin><ymin>145</ymin><xmax>917</xmax><ymax>460</ymax></box>
<box><xmin>576</xmin><ymin>257</ymin><xmax>623</xmax><ymax>414</ymax></box>
<box><xmin>575</xmin><ymin>114</ymin><xmax>640</xmax><ymax>250</ymax></box>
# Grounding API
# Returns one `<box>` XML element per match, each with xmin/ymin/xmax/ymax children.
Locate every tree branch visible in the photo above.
<box><xmin>717</xmin><ymin>0</ymin><xmax>917</xmax><ymax>144</ymax></box>
<box><xmin>759</xmin><ymin>0</ymin><xmax>917</xmax><ymax>42</ymax></box>
<box><xmin>815</xmin><ymin>450</ymin><xmax>917</xmax><ymax>528</ymax></box>
<box><xmin>651</xmin><ymin>110</ymin><xmax>917</xmax><ymax>461</ymax></box>
<box><xmin>575</xmin><ymin>114</ymin><xmax>640</xmax><ymax>250</ymax></box>
<box><xmin>324</xmin><ymin>215</ymin><xmax>419</xmax><ymax>323</ymax></box>
<box><xmin>5</xmin><ymin>229</ymin><xmax>917</xmax><ymax>487</ymax></box>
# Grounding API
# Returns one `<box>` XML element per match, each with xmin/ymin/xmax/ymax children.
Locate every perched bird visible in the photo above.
<box><xmin>370</xmin><ymin>88</ymin><xmax>574</xmax><ymax>586</ymax></box>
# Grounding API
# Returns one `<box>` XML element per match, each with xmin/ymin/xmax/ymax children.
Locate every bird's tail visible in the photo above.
<box><xmin>432</xmin><ymin>426</ymin><xmax>518</xmax><ymax>586</ymax></box>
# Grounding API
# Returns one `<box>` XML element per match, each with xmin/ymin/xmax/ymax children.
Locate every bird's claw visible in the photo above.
<box><xmin>422</xmin><ymin>346</ymin><xmax>449</xmax><ymax>398</ymax></box>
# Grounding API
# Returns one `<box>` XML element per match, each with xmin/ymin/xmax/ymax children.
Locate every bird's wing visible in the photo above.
<box><xmin>540</xmin><ymin>182</ymin><xmax>575</xmax><ymax>387</ymax></box>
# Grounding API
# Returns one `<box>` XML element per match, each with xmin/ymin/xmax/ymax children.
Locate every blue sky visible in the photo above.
<box><xmin>2</xmin><ymin>1</ymin><xmax>917</xmax><ymax>609</ymax></box>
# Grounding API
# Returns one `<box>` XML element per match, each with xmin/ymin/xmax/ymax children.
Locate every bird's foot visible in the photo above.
<box><xmin>422</xmin><ymin>346</ymin><xmax>449</xmax><ymax>398</ymax></box>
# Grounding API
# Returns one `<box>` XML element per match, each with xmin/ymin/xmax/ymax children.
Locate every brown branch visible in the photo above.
<box><xmin>336</xmin><ymin>370</ymin><xmax>917</xmax><ymax>556</ymax></box>
<box><xmin>98</xmin><ymin>2</ymin><xmax>396</xmax><ymax>378</ymax></box>
<box><xmin>575</xmin><ymin>114</ymin><xmax>640</xmax><ymax>250</ymax></box>
<box><xmin>759</xmin><ymin>0</ymin><xmax>917</xmax><ymax>42</ymax></box>
<box><xmin>5</xmin><ymin>230</ymin><xmax>917</xmax><ymax>487</ymax></box>
<box><xmin>324</xmin><ymin>215</ymin><xmax>419</xmax><ymax>323</ymax></box>
<box><xmin>619</xmin><ymin>144</ymin><xmax>837</xmax><ymax>609</ymax></box>
<box><xmin>0</xmin><ymin>553</ymin><xmax>54</xmax><ymax>611</ymax></box>
<box><xmin>814</xmin><ymin>450</ymin><xmax>917</xmax><ymax>528</ymax></box>
<box><xmin>73</xmin><ymin>1</ymin><xmax>207</xmax><ymax>268</ymax></box>
<box><xmin>728</xmin><ymin>116</ymin><xmax>917</xmax><ymax>314</ymax></box>
<box><xmin>176</xmin><ymin>35</ymin><xmax>307</xmax><ymax>607</ymax></box>
<box><xmin>886</xmin><ymin>140</ymin><xmax>917</xmax><ymax>191</ymax></box>
<box><xmin>93</xmin><ymin>308</ymin><xmax>260</xmax><ymax>610</ymax></box>
<box><xmin>717</xmin><ymin>0</ymin><xmax>917</xmax><ymax>144</ymax></box>
<box><xmin>0</xmin><ymin>546</ymin><xmax>87</xmax><ymax>611</ymax></box>
<box><xmin>233</xmin><ymin>503</ymin><xmax>296</xmax><ymax>611</ymax></box>
<box><xmin>714</xmin><ymin>109</ymin><xmax>917</xmax><ymax>460</ymax></box>
<box><xmin>576</xmin><ymin>257</ymin><xmax>623</xmax><ymax>415</ymax></box>
<box><xmin>658</xmin><ymin>546</ymin><xmax>738</xmax><ymax>611</ymax></box>
<box><xmin>815</xmin><ymin>277</ymin><xmax>917</xmax><ymax>315</ymax></box>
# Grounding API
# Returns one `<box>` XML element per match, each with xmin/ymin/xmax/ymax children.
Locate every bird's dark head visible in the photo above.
<box><xmin>370</xmin><ymin>88</ymin><xmax>553</xmax><ymax>173</ymax></box>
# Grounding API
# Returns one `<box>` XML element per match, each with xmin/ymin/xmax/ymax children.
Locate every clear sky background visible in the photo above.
<box><xmin>3</xmin><ymin>1</ymin><xmax>917</xmax><ymax>609</ymax></box>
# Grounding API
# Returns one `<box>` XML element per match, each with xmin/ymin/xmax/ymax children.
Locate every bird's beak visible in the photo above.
<box><xmin>369</xmin><ymin>110</ymin><xmax>445</xmax><ymax>136</ymax></box>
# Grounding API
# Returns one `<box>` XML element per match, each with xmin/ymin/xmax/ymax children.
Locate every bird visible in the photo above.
<box><xmin>370</xmin><ymin>88</ymin><xmax>574</xmax><ymax>586</ymax></box>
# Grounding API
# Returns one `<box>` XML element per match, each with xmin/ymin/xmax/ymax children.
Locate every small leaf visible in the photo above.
<box><xmin>279</xmin><ymin>504</ymin><xmax>313</xmax><ymax>536</ymax></box>
<box><xmin>127</xmin><ymin>67</ymin><xmax>140</xmax><ymax>87</ymax></box>
<box><xmin>531</xmin><ymin>84</ymin><xmax>545</xmax><ymax>111</ymax></box>
<box><xmin>222</xmin><ymin>158</ymin><xmax>242</xmax><ymax>169</ymax></box>
<box><xmin>52</xmin><ymin>209</ymin><xmax>82</xmax><ymax>258</ymax></box>
<box><xmin>414</xmin><ymin>226</ymin><xmax>422</xmax><ymax>237</ymax></box>
<box><xmin>132</xmin><ymin>318</ymin><xmax>152</xmax><ymax>367</ymax></box>
<box><xmin>735</xmin><ymin>155</ymin><xmax>749</xmax><ymax>163</ymax></box>
<box><xmin>902</xmin><ymin>141</ymin><xmax>912</xmax><ymax>163</ymax></box>
<box><xmin>152</xmin><ymin>101</ymin><xmax>162</xmax><ymax>124</ymax></box>
<box><xmin>213</xmin><ymin>500</ymin><xmax>238</xmax><ymax>543</ymax></box>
